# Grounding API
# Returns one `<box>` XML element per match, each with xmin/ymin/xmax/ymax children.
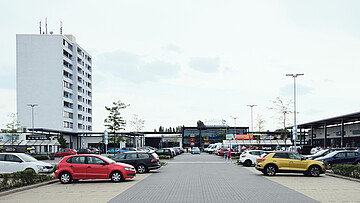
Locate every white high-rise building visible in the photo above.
<box><xmin>16</xmin><ymin>34</ymin><xmax>93</xmax><ymax>133</ymax></box>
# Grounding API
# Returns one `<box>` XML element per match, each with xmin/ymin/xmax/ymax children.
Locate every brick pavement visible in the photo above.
<box><xmin>109</xmin><ymin>153</ymin><xmax>318</xmax><ymax>203</ymax></box>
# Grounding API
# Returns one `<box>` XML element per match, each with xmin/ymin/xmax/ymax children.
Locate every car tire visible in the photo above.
<box><xmin>264</xmin><ymin>165</ymin><xmax>277</xmax><ymax>176</ymax></box>
<box><xmin>137</xmin><ymin>164</ymin><xmax>147</xmax><ymax>174</ymax></box>
<box><xmin>59</xmin><ymin>172</ymin><xmax>72</xmax><ymax>184</ymax></box>
<box><xmin>110</xmin><ymin>171</ymin><xmax>124</xmax><ymax>182</ymax></box>
<box><xmin>308</xmin><ymin>165</ymin><xmax>321</xmax><ymax>177</ymax></box>
<box><xmin>243</xmin><ymin>160</ymin><xmax>252</xmax><ymax>167</ymax></box>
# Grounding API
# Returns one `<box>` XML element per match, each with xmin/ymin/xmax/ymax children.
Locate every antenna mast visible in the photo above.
<box><xmin>39</xmin><ymin>21</ymin><xmax>41</xmax><ymax>34</ymax></box>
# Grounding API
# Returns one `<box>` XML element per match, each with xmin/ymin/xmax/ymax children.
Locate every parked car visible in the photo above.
<box><xmin>173</xmin><ymin>147</ymin><xmax>180</xmax><ymax>155</ymax></box>
<box><xmin>111</xmin><ymin>151</ymin><xmax>161</xmax><ymax>174</ymax></box>
<box><xmin>305</xmin><ymin>148</ymin><xmax>343</xmax><ymax>160</ymax></box>
<box><xmin>239</xmin><ymin>150</ymin><xmax>265</xmax><ymax>167</ymax></box>
<box><xmin>191</xmin><ymin>147</ymin><xmax>200</xmax><ymax>154</ymax></box>
<box><xmin>107</xmin><ymin>148</ymin><xmax>120</xmax><ymax>154</ymax></box>
<box><xmin>0</xmin><ymin>153</ymin><xmax>53</xmax><ymax>174</ymax></box>
<box><xmin>310</xmin><ymin>147</ymin><xmax>323</xmax><ymax>155</ymax></box>
<box><xmin>255</xmin><ymin>151</ymin><xmax>325</xmax><ymax>177</ymax></box>
<box><xmin>155</xmin><ymin>148</ymin><xmax>173</xmax><ymax>158</ymax></box>
<box><xmin>119</xmin><ymin>147</ymin><xmax>137</xmax><ymax>153</ymax></box>
<box><xmin>77</xmin><ymin>148</ymin><xmax>92</xmax><ymax>154</ymax></box>
<box><xmin>55</xmin><ymin>148</ymin><xmax>77</xmax><ymax>157</ymax></box>
<box><xmin>165</xmin><ymin>148</ymin><xmax>176</xmax><ymax>157</ymax></box>
<box><xmin>89</xmin><ymin>148</ymin><xmax>100</xmax><ymax>154</ymax></box>
<box><xmin>218</xmin><ymin>148</ymin><xmax>240</xmax><ymax>157</ymax></box>
<box><xmin>315</xmin><ymin>150</ymin><xmax>360</xmax><ymax>169</ymax></box>
<box><xmin>55</xmin><ymin>154</ymin><xmax>136</xmax><ymax>184</ymax></box>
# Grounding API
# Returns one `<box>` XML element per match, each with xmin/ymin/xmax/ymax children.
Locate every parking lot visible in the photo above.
<box><xmin>1</xmin><ymin>153</ymin><xmax>360</xmax><ymax>202</ymax></box>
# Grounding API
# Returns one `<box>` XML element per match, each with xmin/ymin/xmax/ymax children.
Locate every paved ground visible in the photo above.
<box><xmin>244</xmin><ymin>167</ymin><xmax>360</xmax><ymax>202</ymax></box>
<box><xmin>109</xmin><ymin>153</ymin><xmax>317</xmax><ymax>203</ymax></box>
<box><xmin>2</xmin><ymin>153</ymin><xmax>360</xmax><ymax>202</ymax></box>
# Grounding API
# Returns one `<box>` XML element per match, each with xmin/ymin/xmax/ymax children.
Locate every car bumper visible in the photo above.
<box><xmin>124</xmin><ymin>172</ymin><xmax>136</xmax><ymax>178</ymax></box>
<box><xmin>255</xmin><ymin>165</ymin><xmax>264</xmax><ymax>172</ymax></box>
<box><xmin>148</xmin><ymin>164</ymin><xmax>162</xmax><ymax>170</ymax></box>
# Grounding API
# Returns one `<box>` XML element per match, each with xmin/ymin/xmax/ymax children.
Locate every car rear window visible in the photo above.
<box><xmin>0</xmin><ymin>154</ymin><xmax>5</xmax><ymax>161</ymax></box>
<box><xmin>126</xmin><ymin>153</ymin><xmax>138</xmax><ymax>159</ymax></box>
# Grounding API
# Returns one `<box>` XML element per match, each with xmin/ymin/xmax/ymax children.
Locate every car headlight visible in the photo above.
<box><xmin>37</xmin><ymin>165</ymin><xmax>45</xmax><ymax>170</ymax></box>
<box><xmin>124</xmin><ymin>167</ymin><xmax>134</xmax><ymax>171</ymax></box>
<box><xmin>320</xmin><ymin>162</ymin><xmax>325</xmax><ymax>166</ymax></box>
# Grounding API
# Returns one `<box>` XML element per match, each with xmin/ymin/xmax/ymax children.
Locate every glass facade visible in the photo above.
<box><xmin>183</xmin><ymin>126</ymin><xmax>248</xmax><ymax>148</ymax></box>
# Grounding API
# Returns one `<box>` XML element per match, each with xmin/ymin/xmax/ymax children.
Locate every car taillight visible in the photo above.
<box><xmin>258</xmin><ymin>158</ymin><xmax>265</xmax><ymax>162</ymax></box>
<box><xmin>151</xmin><ymin>159</ymin><xmax>158</xmax><ymax>162</ymax></box>
<box><xmin>242</xmin><ymin>155</ymin><xmax>246</xmax><ymax>157</ymax></box>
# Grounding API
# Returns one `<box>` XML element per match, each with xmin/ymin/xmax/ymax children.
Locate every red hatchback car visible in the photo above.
<box><xmin>55</xmin><ymin>154</ymin><xmax>136</xmax><ymax>184</ymax></box>
<box><xmin>55</xmin><ymin>148</ymin><xmax>77</xmax><ymax>157</ymax></box>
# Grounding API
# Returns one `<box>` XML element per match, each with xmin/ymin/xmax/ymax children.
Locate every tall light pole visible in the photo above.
<box><xmin>230</xmin><ymin>116</ymin><xmax>238</xmax><ymax>138</ymax></box>
<box><xmin>27</xmin><ymin>104</ymin><xmax>38</xmax><ymax>136</ymax></box>
<box><xmin>286</xmin><ymin>73</ymin><xmax>304</xmax><ymax>153</ymax></box>
<box><xmin>247</xmin><ymin>105</ymin><xmax>256</xmax><ymax>135</ymax></box>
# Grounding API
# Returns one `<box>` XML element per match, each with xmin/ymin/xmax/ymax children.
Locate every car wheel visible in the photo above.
<box><xmin>110</xmin><ymin>171</ymin><xmax>124</xmax><ymax>182</ymax></box>
<box><xmin>59</xmin><ymin>172</ymin><xmax>72</xmax><ymax>184</ymax></box>
<box><xmin>264</xmin><ymin>165</ymin><xmax>277</xmax><ymax>176</ymax></box>
<box><xmin>244</xmin><ymin>160</ymin><xmax>252</xmax><ymax>167</ymax></box>
<box><xmin>137</xmin><ymin>164</ymin><xmax>147</xmax><ymax>174</ymax></box>
<box><xmin>308</xmin><ymin>165</ymin><xmax>321</xmax><ymax>177</ymax></box>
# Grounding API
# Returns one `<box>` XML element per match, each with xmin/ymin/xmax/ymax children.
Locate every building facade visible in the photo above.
<box><xmin>16</xmin><ymin>34</ymin><xmax>93</xmax><ymax>133</ymax></box>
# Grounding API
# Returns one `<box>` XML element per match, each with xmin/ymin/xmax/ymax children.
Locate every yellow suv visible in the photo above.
<box><xmin>255</xmin><ymin>151</ymin><xmax>325</xmax><ymax>176</ymax></box>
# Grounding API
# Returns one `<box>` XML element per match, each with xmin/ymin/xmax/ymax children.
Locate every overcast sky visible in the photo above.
<box><xmin>1</xmin><ymin>0</ymin><xmax>360</xmax><ymax>132</ymax></box>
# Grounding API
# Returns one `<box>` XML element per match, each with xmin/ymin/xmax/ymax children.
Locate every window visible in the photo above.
<box><xmin>273</xmin><ymin>153</ymin><xmax>289</xmax><ymax>159</ymax></box>
<box><xmin>63</xmin><ymin>91</ymin><xmax>72</xmax><ymax>99</ymax></box>
<box><xmin>64</xmin><ymin>101</ymin><xmax>73</xmax><ymax>109</ymax></box>
<box><xmin>126</xmin><ymin>153</ymin><xmax>138</xmax><ymax>159</ymax></box>
<box><xmin>67</xmin><ymin>156</ymin><xmax>86</xmax><ymax>164</ymax></box>
<box><xmin>63</xmin><ymin>81</ymin><xmax>73</xmax><ymax>89</ymax></box>
<box><xmin>64</xmin><ymin>121</ymin><xmax>73</xmax><ymax>128</ymax></box>
<box><xmin>138</xmin><ymin>153</ymin><xmax>149</xmax><ymax>159</ymax></box>
<box><xmin>6</xmin><ymin>155</ymin><xmax>22</xmax><ymax>162</ymax></box>
<box><xmin>335</xmin><ymin>152</ymin><xmax>346</xmax><ymax>158</ymax></box>
<box><xmin>63</xmin><ymin>111</ymin><xmax>73</xmax><ymax>119</ymax></box>
<box><xmin>0</xmin><ymin>154</ymin><xmax>5</xmax><ymax>161</ymax></box>
<box><xmin>87</xmin><ymin>157</ymin><xmax>106</xmax><ymax>165</ymax></box>
<box><xmin>346</xmin><ymin>152</ymin><xmax>357</xmax><ymax>157</ymax></box>
<box><xmin>288</xmin><ymin>153</ymin><xmax>301</xmax><ymax>160</ymax></box>
<box><xmin>113</xmin><ymin>154</ymin><xmax>125</xmax><ymax>161</ymax></box>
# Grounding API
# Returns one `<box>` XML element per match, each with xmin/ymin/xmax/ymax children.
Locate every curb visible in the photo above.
<box><xmin>325</xmin><ymin>171</ymin><xmax>360</xmax><ymax>183</ymax></box>
<box><xmin>0</xmin><ymin>179</ymin><xmax>58</xmax><ymax>197</ymax></box>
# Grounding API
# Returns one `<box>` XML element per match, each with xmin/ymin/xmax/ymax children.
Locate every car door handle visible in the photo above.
<box><xmin>87</xmin><ymin>166</ymin><xmax>91</xmax><ymax>168</ymax></box>
<box><xmin>69</xmin><ymin>166</ymin><xmax>73</xmax><ymax>167</ymax></box>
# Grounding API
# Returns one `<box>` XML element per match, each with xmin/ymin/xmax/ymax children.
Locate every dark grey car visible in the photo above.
<box><xmin>112</xmin><ymin>151</ymin><xmax>161</xmax><ymax>174</ymax></box>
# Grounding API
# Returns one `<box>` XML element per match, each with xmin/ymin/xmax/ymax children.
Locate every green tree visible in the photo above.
<box><xmin>104</xmin><ymin>100</ymin><xmax>129</xmax><ymax>155</ymax></box>
<box><xmin>58</xmin><ymin>133</ymin><xmax>67</xmax><ymax>149</ymax></box>
<box><xmin>197</xmin><ymin>120</ymin><xmax>205</xmax><ymax>128</ymax></box>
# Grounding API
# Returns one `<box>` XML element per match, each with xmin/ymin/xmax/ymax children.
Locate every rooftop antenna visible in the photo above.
<box><xmin>45</xmin><ymin>17</ymin><xmax>48</xmax><ymax>34</ymax></box>
<box><xmin>60</xmin><ymin>21</ymin><xmax>63</xmax><ymax>34</ymax></box>
<box><xmin>39</xmin><ymin>21</ymin><xmax>41</xmax><ymax>34</ymax></box>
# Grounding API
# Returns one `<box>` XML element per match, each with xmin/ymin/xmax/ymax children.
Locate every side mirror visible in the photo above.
<box><xmin>301</xmin><ymin>157</ymin><xmax>306</xmax><ymax>160</ymax></box>
<box><xmin>101</xmin><ymin>162</ymin><xmax>109</xmax><ymax>165</ymax></box>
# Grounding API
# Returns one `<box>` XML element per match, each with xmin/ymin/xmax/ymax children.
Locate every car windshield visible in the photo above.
<box><xmin>323</xmin><ymin>151</ymin><xmax>338</xmax><ymax>158</ymax></box>
<box><xmin>17</xmin><ymin>153</ymin><xmax>39</xmax><ymax>162</ymax></box>
<box><xmin>193</xmin><ymin>147</ymin><xmax>199</xmax><ymax>150</ymax></box>
<box><xmin>99</xmin><ymin>155</ymin><xmax>116</xmax><ymax>163</ymax></box>
<box><xmin>313</xmin><ymin>150</ymin><xmax>327</xmax><ymax>156</ymax></box>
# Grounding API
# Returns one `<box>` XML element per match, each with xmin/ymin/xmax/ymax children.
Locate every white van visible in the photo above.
<box><xmin>204</xmin><ymin>144</ymin><xmax>216</xmax><ymax>153</ymax></box>
<box><xmin>209</xmin><ymin>143</ymin><xmax>224</xmax><ymax>154</ymax></box>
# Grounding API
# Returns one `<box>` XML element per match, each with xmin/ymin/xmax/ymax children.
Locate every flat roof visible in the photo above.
<box><xmin>298</xmin><ymin>112</ymin><xmax>360</xmax><ymax>128</ymax></box>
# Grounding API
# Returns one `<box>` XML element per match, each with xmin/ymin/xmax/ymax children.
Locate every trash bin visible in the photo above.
<box><xmin>49</xmin><ymin>153</ymin><xmax>55</xmax><ymax>160</ymax></box>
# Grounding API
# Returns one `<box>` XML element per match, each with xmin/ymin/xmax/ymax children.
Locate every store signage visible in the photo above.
<box><xmin>235</xmin><ymin>134</ymin><xmax>253</xmax><ymax>140</ymax></box>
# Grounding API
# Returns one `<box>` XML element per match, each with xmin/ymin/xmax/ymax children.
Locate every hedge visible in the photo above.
<box><xmin>0</xmin><ymin>170</ymin><xmax>55</xmax><ymax>192</ymax></box>
<box><xmin>332</xmin><ymin>164</ymin><xmax>360</xmax><ymax>179</ymax></box>
<box><xmin>32</xmin><ymin>155</ymin><xmax>50</xmax><ymax>160</ymax></box>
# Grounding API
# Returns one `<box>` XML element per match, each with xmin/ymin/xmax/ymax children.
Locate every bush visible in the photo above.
<box><xmin>0</xmin><ymin>170</ymin><xmax>54</xmax><ymax>191</ymax></box>
<box><xmin>332</xmin><ymin>164</ymin><xmax>360</xmax><ymax>179</ymax></box>
<box><xmin>232</xmin><ymin>156</ymin><xmax>240</xmax><ymax>160</ymax></box>
<box><xmin>107</xmin><ymin>155</ymin><xmax>114</xmax><ymax>158</ymax></box>
<box><xmin>159</xmin><ymin>155</ymin><xmax>171</xmax><ymax>159</ymax></box>
<box><xmin>32</xmin><ymin>155</ymin><xmax>50</xmax><ymax>160</ymax></box>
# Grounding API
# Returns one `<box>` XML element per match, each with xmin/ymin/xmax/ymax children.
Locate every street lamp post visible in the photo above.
<box><xmin>27</xmin><ymin>104</ymin><xmax>38</xmax><ymax>136</ymax></box>
<box><xmin>230</xmin><ymin>116</ymin><xmax>238</xmax><ymax>138</ymax></box>
<box><xmin>286</xmin><ymin>73</ymin><xmax>304</xmax><ymax>153</ymax></box>
<box><xmin>247</xmin><ymin>105</ymin><xmax>256</xmax><ymax>135</ymax></box>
